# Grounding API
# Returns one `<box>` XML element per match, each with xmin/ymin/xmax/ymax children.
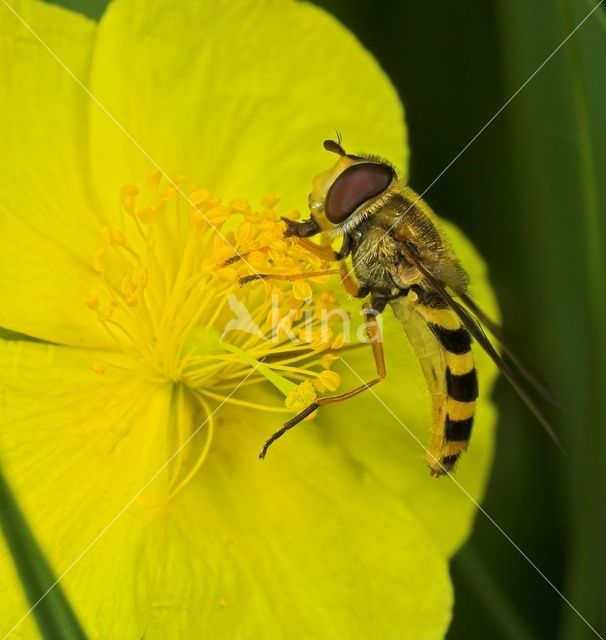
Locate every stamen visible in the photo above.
<box><xmin>86</xmin><ymin>176</ymin><xmax>351</xmax><ymax>498</ymax></box>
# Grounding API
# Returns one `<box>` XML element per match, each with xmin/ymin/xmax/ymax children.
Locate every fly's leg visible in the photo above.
<box><xmin>258</xmin><ymin>297</ymin><xmax>386</xmax><ymax>459</ymax></box>
<box><xmin>225</xmin><ymin>219</ymin><xmax>350</xmax><ymax>266</ymax></box>
<box><xmin>222</xmin><ymin>247</ymin><xmax>269</xmax><ymax>267</ymax></box>
<box><xmin>223</xmin><ymin>238</ymin><xmax>338</xmax><ymax>267</ymax></box>
<box><xmin>241</xmin><ymin>264</ymin><xmax>369</xmax><ymax>296</ymax></box>
<box><xmin>240</xmin><ymin>269</ymin><xmax>340</xmax><ymax>286</ymax></box>
<box><xmin>291</xmin><ymin>237</ymin><xmax>341</xmax><ymax>262</ymax></box>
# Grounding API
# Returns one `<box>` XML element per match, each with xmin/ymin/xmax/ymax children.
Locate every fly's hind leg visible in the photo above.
<box><xmin>258</xmin><ymin>296</ymin><xmax>387</xmax><ymax>459</ymax></box>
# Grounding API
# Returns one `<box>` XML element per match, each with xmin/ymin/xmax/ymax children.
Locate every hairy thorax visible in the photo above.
<box><xmin>349</xmin><ymin>220</ymin><xmax>412</xmax><ymax>294</ymax></box>
<box><xmin>349</xmin><ymin>193</ymin><xmax>468</xmax><ymax>296</ymax></box>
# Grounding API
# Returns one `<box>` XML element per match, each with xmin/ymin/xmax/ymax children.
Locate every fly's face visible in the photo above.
<box><xmin>309</xmin><ymin>139</ymin><xmax>397</xmax><ymax>234</ymax></box>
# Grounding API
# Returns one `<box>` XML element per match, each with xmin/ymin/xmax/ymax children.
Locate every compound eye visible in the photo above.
<box><xmin>325</xmin><ymin>162</ymin><xmax>394</xmax><ymax>224</ymax></box>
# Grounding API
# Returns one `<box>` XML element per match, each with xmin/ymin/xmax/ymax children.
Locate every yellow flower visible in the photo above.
<box><xmin>0</xmin><ymin>0</ymin><xmax>498</xmax><ymax>638</ymax></box>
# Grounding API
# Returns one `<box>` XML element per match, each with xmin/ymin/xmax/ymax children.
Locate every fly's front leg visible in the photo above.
<box><xmin>283</xmin><ymin>216</ymin><xmax>351</xmax><ymax>256</ymax></box>
<box><xmin>223</xmin><ymin>216</ymin><xmax>324</xmax><ymax>267</ymax></box>
<box><xmin>240</xmin><ymin>269</ymin><xmax>340</xmax><ymax>286</ymax></box>
<box><xmin>258</xmin><ymin>295</ymin><xmax>386</xmax><ymax>459</ymax></box>
<box><xmin>292</xmin><ymin>237</ymin><xmax>342</xmax><ymax>262</ymax></box>
<box><xmin>240</xmin><ymin>233</ymin><xmax>353</xmax><ymax>287</ymax></box>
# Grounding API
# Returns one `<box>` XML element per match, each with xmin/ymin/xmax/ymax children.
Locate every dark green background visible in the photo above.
<box><xmin>43</xmin><ymin>1</ymin><xmax>606</xmax><ymax>638</ymax></box>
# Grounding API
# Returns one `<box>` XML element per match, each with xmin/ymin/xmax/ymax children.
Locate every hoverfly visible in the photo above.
<box><xmin>242</xmin><ymin>138</ymin><xmax>559</xmax><ymax>476</ymax></box>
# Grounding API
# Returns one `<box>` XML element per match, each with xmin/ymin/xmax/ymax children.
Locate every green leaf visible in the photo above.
<box><xmin>42</xmin><ymin>0</ymin><xmax>108</xmax><ymax>21</ymax></box>
<box><xmin>498</xmin><ymin>1</ymin><xmax>606</xmax><ymax>637</ymax></box>
<box><xmin>0</xmin><ymin>327</ymin><xmax>48</xmax><ymax>342</ymax></box>
<box><xmin>556</xmin><ymin>2</ymin><xmax>606</xmax><ymax>638</ymax></box>
<box><xmin>454</xmin><ymin>544</ymin><xmax>537</xmax><ymax>640</ymax></box>
<box><xmin>0</xmin><ymin>466</ymin><xmax>88</xmax><ymax>639</ymax></box>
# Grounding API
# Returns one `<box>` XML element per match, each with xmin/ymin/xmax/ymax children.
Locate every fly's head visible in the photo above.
<box><xmin>309</xmin><ymin>138</ymin><xmax>398</xmax><ymax>236</ymax></box>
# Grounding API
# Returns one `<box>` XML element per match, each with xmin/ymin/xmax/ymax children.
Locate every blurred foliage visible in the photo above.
<box><xmin>0</xmin><ymin>467</ymin><xmax>88</xmax><ymax>639</ymax></box>
<box><xmin>46</xmin><ymin>0</ymin><xmax>105</xmax><ymax>20</ymax></box>
<box><xmin>39</xmin><ymin>0</ymin><xmax>606</xmax><ymax>637</ymax></box>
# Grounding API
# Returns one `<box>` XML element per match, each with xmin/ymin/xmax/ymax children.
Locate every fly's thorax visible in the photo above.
<box><xmin>347</xmin><ymin>214</ymin><xmax>412</xmax><ymax>294</ymax></box>
<box><xmin>385</xmin><ymin>189</ymin><xmax>470</xmax><ymax>293</ymax></box>
<box><xmin>343</xmin><ymin>187</ymin><xmax>469</xmax><ymax>295</ymax></box>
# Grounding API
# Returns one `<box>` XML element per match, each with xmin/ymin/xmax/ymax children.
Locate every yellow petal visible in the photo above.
<box><xmin>0</xmin><ymin>340</ymin><xmax>451</xmax><ymax>638</ymax></box>
<box><xmin>88</xmin><ymin>0</ymin><xmax>407</xmax><ymax>217</ymax></box>
<box><xmin>0</xmin><ymin>0</ymin><xmax>113</xmax><ymax>347</ymax></box>
<box><xmin>144</xmin><ymin>388</ymin><xmax>453</xmax><ymax>639</ymax></box>
<box><xmin>0</xmin><ymin>340</ymin><xmax>173</xmax><ymax>638</ymax></box>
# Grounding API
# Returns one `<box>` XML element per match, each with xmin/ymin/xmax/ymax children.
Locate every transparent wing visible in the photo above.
<box><xmin>459</xmin><ymin>292</ymin><xmax>561</xmax><ymax>410</ymax></box>
<box><xmin>402</xmin><ymin>241</ymin><xmax>564</xmax><ymax>450</ymax></box>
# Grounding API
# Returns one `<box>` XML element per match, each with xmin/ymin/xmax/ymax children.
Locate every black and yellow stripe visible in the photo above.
<box><xmin>413</xmin><ymin>291</ymin><xmax>478</xmax><ymax>476</ymax></box>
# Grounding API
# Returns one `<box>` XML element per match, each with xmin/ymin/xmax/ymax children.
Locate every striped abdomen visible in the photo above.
<box><xmin>391</xmin><ymin>290</ymin><xmax>478</xmax><ymax>476</ymax></box>
<box><xmin>415</xmin><ymin>293</ymin><xmax>478</xmax><ymax>475</ymax></box>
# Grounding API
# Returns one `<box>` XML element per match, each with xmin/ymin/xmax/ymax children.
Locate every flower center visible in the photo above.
<box><xmin>86</xmin><ymin>174</ymin><xmax>350</xmax><ymax>498</ymax></box>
